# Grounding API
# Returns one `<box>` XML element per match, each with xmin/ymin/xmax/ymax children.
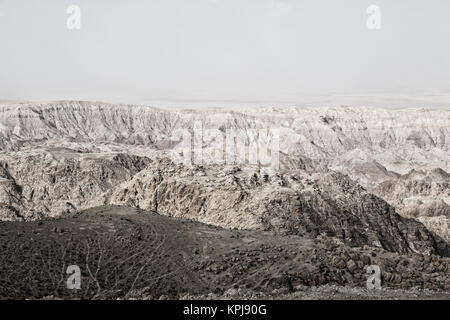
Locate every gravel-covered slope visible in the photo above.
<box><xmin>0</xmin><ymin>206</ymin><xmax>448</xmax><ymax>300</ymax></box>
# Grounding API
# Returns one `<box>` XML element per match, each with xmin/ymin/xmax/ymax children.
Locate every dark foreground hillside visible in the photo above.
<box><xmin>0</xmin><ymin>206</ymin><xmax>448</xmax><ymax>300</ymax></box>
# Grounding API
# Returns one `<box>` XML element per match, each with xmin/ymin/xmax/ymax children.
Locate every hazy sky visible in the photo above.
<box><xmin>1</xmin><ymin>0</ymin><xmax>450</xmax><ymax>104</ymax></box>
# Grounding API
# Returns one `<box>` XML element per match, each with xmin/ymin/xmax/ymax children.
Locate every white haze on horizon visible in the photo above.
<box><xmin>0</xmin><ymin>0</ymin><xmax>450</xmax><ymax>107</ymax></box>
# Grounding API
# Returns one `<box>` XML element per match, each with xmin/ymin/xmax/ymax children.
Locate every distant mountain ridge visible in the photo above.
<box><xmin>0</xmin><ymin>101</ymin><xmax>448</xmax><ymax>167</ymax></box>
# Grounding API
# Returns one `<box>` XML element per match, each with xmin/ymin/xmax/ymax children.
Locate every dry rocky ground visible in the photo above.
<box><xmin>0</xmin><ymin>206</ymin><xmax>448</xmax><ymax>300</ymax></box>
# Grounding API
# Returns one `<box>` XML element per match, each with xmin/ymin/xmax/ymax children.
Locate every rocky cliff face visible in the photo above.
<box><xmin>374</xmin><ymin>169</ymin><xmax>449</xmax><ymax>217</ymax></box>
<box><xmin>0</xmin><ymin>150</ymin><xmax>150</xmax><ymax>221</ymax></box>
<box><xmin>370</xmin><ymin>168</ymin><xmax>450</xmax><ymax>243</ymax></box>
<box><xmin>0</xmin><ymin>101</ymin><xmax>448</xmax><ymax>256</ymax></box>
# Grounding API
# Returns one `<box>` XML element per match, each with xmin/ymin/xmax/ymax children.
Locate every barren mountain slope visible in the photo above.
<box><xmin>0</xmin><ymin>206</ymin><xmax>448</xmax><ymax>300</ymax></box>
<box><xmin>0</xmin><ymin>148</ymin><xmax>445</xmax><ymax>257</ymax></box>
<box><xmin>108</xmin><ymin>158</ymin><xmax>442</xmax><ymax>256</ymax></box>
